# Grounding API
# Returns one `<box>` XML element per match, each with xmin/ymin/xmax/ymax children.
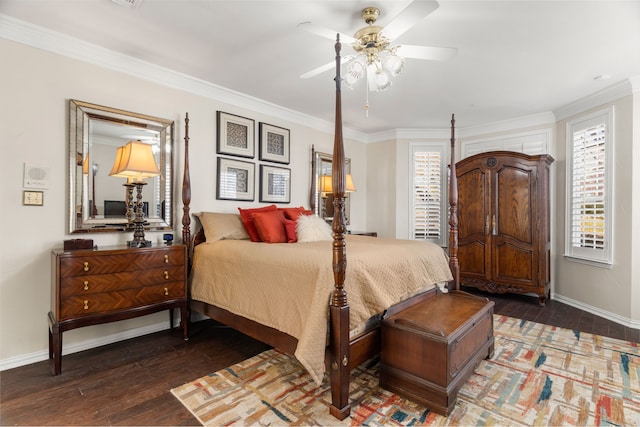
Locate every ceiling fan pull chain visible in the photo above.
<box><xmin>365</xmin><ymin>87</ymin><xmax>370</xmax><ymax>117</ymax></box>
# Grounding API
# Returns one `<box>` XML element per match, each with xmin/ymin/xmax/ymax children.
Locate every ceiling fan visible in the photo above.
<box><xmin>299</xmin><ymin>0</ymin><xmax>457</xmax><ymax>92</ymax></box>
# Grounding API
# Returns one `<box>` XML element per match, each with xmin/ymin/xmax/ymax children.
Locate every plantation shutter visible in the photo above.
<box><xmin>570</xmin><ymin>123</ymin><xmax>606</xmax><ymax>250</ymax></box>
<box><xmin>411</xmin><ymin>145</ymin><xmax>445</xmax><ymax>244</ymax></box>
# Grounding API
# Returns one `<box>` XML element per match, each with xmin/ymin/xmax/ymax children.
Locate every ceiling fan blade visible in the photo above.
<box><xmin>381</xmin><ymin>0</ymin><xmax>440</xmax><ymax>41</ymax></box>
<box><xmin>396</xmin><ymin>44</ymin><xmax>457</xmax><ymax>61</ymax></box>
<box><xmin>297</xmin><ymin>22</ymin><xmax>357</xmax><ymax>45</ymax></box>
<box><xmin>300</xmin><ymin>56</ymin><xmax>353</xmax><ymax>79</ymax></box>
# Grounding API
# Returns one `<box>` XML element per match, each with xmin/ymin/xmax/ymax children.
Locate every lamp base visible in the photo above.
<box><xmin>127</xmin><ymin>239</ymin><xmax>152</xmax><ymax>248</ymax></box>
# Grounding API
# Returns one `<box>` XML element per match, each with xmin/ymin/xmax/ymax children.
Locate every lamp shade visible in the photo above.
<box><xmin>82</xmin><ymin>155</ymin><xmax>89</xmax><ymax>175</ymax></box>
<box><xmin>320</xmin><ymin>174</ymin><xmax>356</xmax><ymax>193</ymax></box>
<box><xmin>108</xmin><ymin>140</ymin><xmax>159</xmax><ymax>182</ymax></box>
<box><xmin>108</xmin><ymin>146</ymin><xmax>125</xmax><ymax>176</ymax></box>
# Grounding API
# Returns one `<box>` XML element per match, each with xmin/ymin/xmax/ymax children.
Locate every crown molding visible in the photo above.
<box><xmin>368</xmin><ymin>128</ymin><xmax>451</xmax><ymax>143</ymax></box>
<box><xmin>0</xmin><ymin>14</ymin><xmax>369</xmax><ymax>144</ymax></box>
<box><xmin>554</xmin><ymin>77</ymin><xmax>637</xmax><ymax>122</ymax></box>
<box><xmin>460</xmin><ymin>112</ymin><xmax>556</xmax><ymax>138</ymax></box>
<box><xmin>367</xmin><ymin>112</ymin><xmax>555</xmax><ymax>144</ymax></box>
<box><xmin>3</xmin><ymin>14</ymin><xmax>635</xmax><ymax>145</ymax></box>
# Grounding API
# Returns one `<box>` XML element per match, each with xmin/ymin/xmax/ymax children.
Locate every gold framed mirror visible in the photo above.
<box><xmin>310</xmin><ymin>148</ymin><xmax>352</xmax><ymax>225</ymax></box>
<box><xmin>68</xmin><ymin>99</ymin><xmax>174</xmax><ymax>233</ymax></box>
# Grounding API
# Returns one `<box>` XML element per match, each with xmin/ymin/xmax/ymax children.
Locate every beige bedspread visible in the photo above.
<box><xmin>189</xmin><ymin>235</ymin><xmax>453</xmax><ymax>384</ymax></box>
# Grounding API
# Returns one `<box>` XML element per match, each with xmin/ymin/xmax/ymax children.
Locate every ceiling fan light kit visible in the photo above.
<box><xmin>343</xmin><ymin>7</ymin><xmax>407</xmax><ymax>93</ymax></box>
<box><xmin>300</xmin><ymin>1</ymin><xmax>457</xmax><ymax>112</ymax></box>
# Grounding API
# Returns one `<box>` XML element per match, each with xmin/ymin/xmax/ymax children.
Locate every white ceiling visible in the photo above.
<box><xmin>2</xmin><ymin>0</ymin><xmax>639</xmax><ymax>134</ymax></box>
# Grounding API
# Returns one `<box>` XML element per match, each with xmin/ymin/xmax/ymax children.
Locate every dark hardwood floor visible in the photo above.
<box><xmin>1</xmin><ymin>290</ymin><xmax>638</xmax><ymax>426</ymax></box>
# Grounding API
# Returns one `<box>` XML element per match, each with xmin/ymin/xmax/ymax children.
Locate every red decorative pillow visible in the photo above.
<box><xmin>284</xmin><ymin>219</ymin><xmax>297</xmax><ymax>243</ymax></box>
<box><xmin>238</xmin><ymin>205</ymin><xmax>277</xmax><ymax>242</ymax></box>
<box><xmin>280</xmin><ymin>206</ymin><xmax>314</xmax><ymax>221</ymax></box>
<box><xmin>252</xmin><ymin>210</ymin><xmax>287</xmax><ymax>243</ymax></box>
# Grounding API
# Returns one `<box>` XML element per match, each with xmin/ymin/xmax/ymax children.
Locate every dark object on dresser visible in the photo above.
<box><xmin>63</xmin><ymin>239</ymin><xmax>94</xmax><ymax>251</ymax></box>
<box><xmin>380</xmin><ymin>290</ymin><xmax>494</xmax><ymax>416</ymax></box>
<box><xmin>456</xmin><ymin>151</ymin><xmax>554</xmax><ymax>305</ymax></box>
<box><xmin>49</xmin><ymin>244</ymin><xmax>188</xmax><ymax>375</ymax></box>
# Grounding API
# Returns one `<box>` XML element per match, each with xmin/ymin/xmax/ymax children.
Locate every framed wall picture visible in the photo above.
<box><xmin>217</xmin><ymin>111</ymin><xmax>255</xmax><ymax>158</ymax></box>
<box><xmin>216</xmin><ymin>157</ymin><xmax>255</xmax><ymax>201</ymax></box>
<box><xmin>259</xmin><ymin>123</ymin><xmax>290</xmax><ymax>164</ymax></box>
<box><xmin>259</xmin><ymin>165</ymin><xmax>290</xmax><ymax>203</ymax></box>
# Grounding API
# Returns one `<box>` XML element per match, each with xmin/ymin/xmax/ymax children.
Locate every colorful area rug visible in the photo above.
<box><xmin>171</xmin><ymin>315</ymin><xmax>640</xmax><ymax>426</ymax></box>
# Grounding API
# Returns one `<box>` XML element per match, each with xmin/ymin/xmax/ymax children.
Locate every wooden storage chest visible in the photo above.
<box><xmin>380</xmin><ymin>290</ymin><xmax>494</xmax><ymax>416</ymax></box>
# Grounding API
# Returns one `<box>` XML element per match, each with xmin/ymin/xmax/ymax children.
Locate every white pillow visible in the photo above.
<box><xmin>296</xmin><ymin>215</ymin><xmax>333</xmax><ymax>243</ymax></box>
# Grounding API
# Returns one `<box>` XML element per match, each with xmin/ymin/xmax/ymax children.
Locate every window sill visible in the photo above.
<box><xmin>563</xmin><ymin>255</ymin><xmax>613</xmax><ymax>269</ymax></box>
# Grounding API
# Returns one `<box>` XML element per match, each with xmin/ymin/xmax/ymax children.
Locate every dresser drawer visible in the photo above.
<box><xmin>59</xmin><ymin>281</ymin><xmax>185</xmax><ymax>319</ymax></box>
<box><xmin>58</xmin><ymin>248</ymin><xmax>185</xmax><ymax>278</ymax></box>
<box><xmin>50</xmin><ymin>244</ymin><xmax>188</xmax><ymax>375</ymax></box>
<box><xmin>59</xmin><ymin>265</ymin><xmax>185</xmax><ymax>298</ymax></box>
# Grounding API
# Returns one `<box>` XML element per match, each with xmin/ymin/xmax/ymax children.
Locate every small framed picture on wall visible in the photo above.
<box><xmin>259</xmin><ymin>123</ymin><xmax>290</xmax><ymax>164</ymax></box>
<box><xmin>216</xmin><ymin>157</ymin><xmax>255</xmax><ymax>201</ymax></box>
<box><xmin>259</xmin><ymin>165</ymin><xmax>290</xmax><ymax>203</ymax></box>
<box><xmin>217</xmin><ymin>111</ymin><xmax>255</xmax><ymax>158</ymax></box>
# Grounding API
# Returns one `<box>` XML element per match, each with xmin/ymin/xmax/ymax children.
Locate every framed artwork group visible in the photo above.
<box><xmin>216</xmin><ymin>111</ymin><xmax>291</xmax><ymax>203</ymax></box>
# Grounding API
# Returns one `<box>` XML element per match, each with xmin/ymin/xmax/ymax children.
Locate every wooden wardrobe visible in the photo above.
<box><xmin>456</xmin><ymin>151</ymin><xmax>554</xmax><ymax>305</ymax></box>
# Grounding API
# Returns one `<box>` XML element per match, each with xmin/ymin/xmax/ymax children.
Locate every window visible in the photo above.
<box><xmin>410</xmin><ymin>143</ymin><xmax>447</xmax><ymax>246</ymax></box>
<box><xmin>565</xmin><ymin>107</ymin><xmax>614</xmax><ymax>265</ymax></box>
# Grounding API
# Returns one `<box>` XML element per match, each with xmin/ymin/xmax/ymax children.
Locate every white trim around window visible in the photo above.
<box><xmin>564</xmin><ymin>106</ymin><xmax>614</xmax><ymax>266</ymax></box>
<box><xmin>409</xmin><ymin>142</ymin><xmax>448</xmax><ymax>246</ymax></box>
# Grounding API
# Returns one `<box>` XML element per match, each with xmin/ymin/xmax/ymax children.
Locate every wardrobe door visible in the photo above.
<box><xmin>492</xmin><ymin>160</ymin><xmax>538</xmax><ymax>289</ymax></box>
<box><xmin>457</xmin><ymin>163</ymin><xmax>491</xmax><ymax>282</ymax></box>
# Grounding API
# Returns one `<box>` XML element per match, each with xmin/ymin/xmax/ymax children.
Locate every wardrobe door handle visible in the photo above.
<box><xmin>492</xmin><ymin>214</ymin><xmax>497</xmax><ymax>235</ymax></box>
<box><xmin>485</xmin><ymin>215</ymin><xmax>490</xmax><ymax>235</ymax></box>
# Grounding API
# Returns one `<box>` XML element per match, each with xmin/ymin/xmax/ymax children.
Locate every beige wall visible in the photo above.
<box><xmin>0</xmin><ymin>39</ymin><xmax>366</xmax><ymax>367</ymax></box>
<box><xmin>366</xmin><ymin>140</ymin><xmax>397</xmax><ymax>238</ymax></box>
<box><xmin>554</xmin><ymin>96</ymin><xmax>636</xmax><ymax>319</ymax></box>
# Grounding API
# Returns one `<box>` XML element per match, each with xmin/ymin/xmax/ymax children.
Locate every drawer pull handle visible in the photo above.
<box><xmin>164</xmin><ymin>255</ymin><xmax>169</xmax><ymax>263</ymax></box>
<box><xmin>164</xmin><ymin>271</ymin><xmax>169</xmax><ymax>280</ymax></box>
<box><xmin>83</xmin><ymin>281</ymin><xmax>89</xmax><ymax>291</ymax></box>
<box><xmin>83</xmin><ymin>262</ymin><xmax>89</xmax><ymax>272</ymax></box>
<box><xmin>83</xmin><ymin>300</ymin><xmax>89</xmax><ymax>310</ymax></box>
<box><xmin>164</xmin><ymin>287</ymin><xmax>169</xmax><ymax>296</ymax></box>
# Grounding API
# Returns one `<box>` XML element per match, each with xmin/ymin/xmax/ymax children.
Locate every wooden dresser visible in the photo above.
<box><xmin>49</xmin><ymin>244</ymin><xmax>188</xmax><ymax>375</ymax></box>
<box><xmin>456</xmin><ymin>151</ymin><xmax>554</xmax><ymax>305</ymax></box>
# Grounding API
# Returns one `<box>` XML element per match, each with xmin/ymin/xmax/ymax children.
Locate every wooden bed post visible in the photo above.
<box><xmin>309</xmin><ymin>145</ymin><xmax>317</xmax><ymax>212</ymax></box>
<box><xmin>448</xmin><ymin>114</ymin><xmax>460</xmax><ymax>291</ymax></box>
<box><xmin>328</xmin><ymin>34</ymin><xmax>351</xmax><ymax>421</ymax></box>
<box><xmin>182</xmin><ymin>113</ymin><xmax>192</xmax><ymax>258</ymax></box>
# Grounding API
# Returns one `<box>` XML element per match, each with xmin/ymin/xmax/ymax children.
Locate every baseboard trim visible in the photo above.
<box><xmin>552</xmin><ymin>293</ymin><xmax>640</xmax><ymax>331</ymax></box>
<box><xmin>0</xmin><ymin>321</ymin><xmax>170</xmax><ymax>372</ymax></box>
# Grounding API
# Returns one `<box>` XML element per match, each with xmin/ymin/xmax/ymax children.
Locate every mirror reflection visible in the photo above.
<box><xmin>311</xmin><ymin>149</ymin><xmax>352</xmax><ymax>225</ymax></box>
<box><xmin>68</xmin><ymin>99</ymin><xmax>174</xmax><ymax>233</ymax></box>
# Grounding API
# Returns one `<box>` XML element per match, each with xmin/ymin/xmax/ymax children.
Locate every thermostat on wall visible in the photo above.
<box><xmin>23</xmin><ymin>163</ymin><xmax>50</xmax><ymax>189</ymax></box>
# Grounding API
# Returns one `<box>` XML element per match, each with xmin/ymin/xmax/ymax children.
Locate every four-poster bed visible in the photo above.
<box><xmin>180</xmin><ymin>37</ymin><xmax>460</xmax><ymax>420</ymax></box>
